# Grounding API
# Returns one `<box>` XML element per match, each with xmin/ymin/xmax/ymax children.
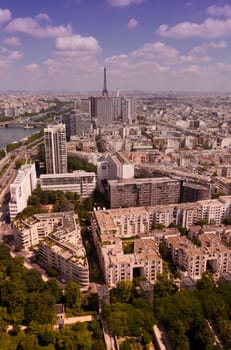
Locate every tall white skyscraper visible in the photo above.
<box><xmin>44</xmin><ymin>124</ymin><xmax>67</xmax><ymax>174</ymax></box>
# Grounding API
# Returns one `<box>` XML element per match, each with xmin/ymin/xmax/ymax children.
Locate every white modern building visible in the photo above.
<box><xmin>97</xmin><ymin>152</ymin><xmax>134</xmax><ymax>191</ymax></box>
<box><xmin>108</xmin><ymin>152</ymin><xmax>135</xmax><ymax>180</ymax></box>
<box><xmin>39</xmin><ymin>170</ymin><xmax>97</xmax><ymax>197</ymax></box>
<box><xmin>9</xmin><ymin>163</ymin><xmax>37</xmax><ymax>220</ymax></box>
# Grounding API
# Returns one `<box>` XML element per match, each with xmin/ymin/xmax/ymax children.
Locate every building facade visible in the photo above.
<box><xmin>165</xmin><ymin>233</ymin><xmax>231</xmax><ymax>280</ymax></box>
<box><xmin>9</xmin><ymin>163</ymin><xmax>37</xmax><ymax>220</ymax></box>
<box><xmin>44</xmin><ymin>124</ymin><xmax>67</xmax><ymax>174</ymax></box>
<box><xmin>62</xmin><ymin>111</ymin><xmax>92</xmax><ymax>139</ymax></box>
<box><xmin>108</xmin><ymin>177</ymin><xmax>181</xmax><ymax>209</ymax></box>
<box><xmin>39</xmin><ymin>170</ymin><xmax>96</xmax><ymax>197</ymax></box>
<box><xmin>91</xmin><ymin>208</ymin><xmax>162</xmax><ymax>287</ymax></box>
<box><xmin>13</xmin><ymin>212</ymin><xmax>89</xmax><ymax>287</ymax></box>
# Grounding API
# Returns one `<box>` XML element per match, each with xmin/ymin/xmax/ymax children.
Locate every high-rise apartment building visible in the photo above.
<box><xmin>44</xmin><ymin>124</ymin><xmax>67</xmax><ymax>174</ymax></box>
<box><xmin>80</xmin><ymin>98</ymin><xmax>91</xmax><ymax>114</ymax></box>
<box><xmin>94</xmin><ymin>97</ymin><xmax>113</xmax><ymax>126</ymax></box>
<box><xmin>62</xmin><ymin>111</ymin><xmax>92</xmax><ymax>139</ymax></box>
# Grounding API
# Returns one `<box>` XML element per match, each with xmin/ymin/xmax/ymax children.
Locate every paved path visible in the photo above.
<box><xmin>64</xmin><ymin>315</ymin><xmax>93</xmax><ymax>324</ymax></box>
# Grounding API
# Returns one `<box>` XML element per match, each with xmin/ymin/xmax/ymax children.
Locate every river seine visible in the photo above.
<box><xmin>0</xmin><ymin>127</ymin><xmax>41</xmax><ymax>149</ymax></box>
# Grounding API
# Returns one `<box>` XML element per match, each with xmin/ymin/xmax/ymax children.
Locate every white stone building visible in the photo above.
<box><xmin>9</xmin><ymin>163</ymin><xmax>37</xmax><ymax>220</ymax></box>
<box><xmin>13</xmin><ymin>212</ymin><xmax>89</xmax><ymax>287</ymax></box>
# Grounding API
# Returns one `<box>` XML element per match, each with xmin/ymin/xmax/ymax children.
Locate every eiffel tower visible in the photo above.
<box><xmin>102</xmin><ymin>67</ymin><xmax>109</xmax><ymax>97</ymax></box>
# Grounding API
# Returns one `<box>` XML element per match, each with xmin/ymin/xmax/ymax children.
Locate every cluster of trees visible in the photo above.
<box><xmin>154</xmin><ymin>272</ymin><xmax>231</xmax><ymax>350</ymax></box>
<box><xmin>67</xmin><ymin>156</ymin><xmax>97</xmax><ymax>173</ymax></box>
<box><xmin>15</xmin><ymin>159</ymin><xmax>27</xmax><ymax>170</ymax></box>
<box><xmin>0</xmin><ymin>162</ymin><xmax>10</xmax><ymax>177</ymax></box>
<box><xmin>6</xmin><ymin>141</ymin><xmax>22</xmax><ymax>153</ymax></box>
<box><xmin>0</xmin><ymin>245</ymin><xmax>105</xmax><ymax>350</ymax></box>
<box><xmin>0</xmin><ymin>149</ymin><xmax>5</xmax><ymax>160</ymax></box>
<box><xmin>102</xmin><ymin>276</ymin><xmax>231</xmax><ymax>350</ymax></box>
<box><xmin>102</xmin><ymin>281</ymin><xmax>154</xmax><ymax>349</ymax></box>
<box><xmin>22</xmin><ymin>188</ymin><xmax>107</xmax><ymax>226</ymax></box>
<box><xmin>27</xmin><ymin>130</ymin><xmax>44</xmax><ymax>145</ymax></box>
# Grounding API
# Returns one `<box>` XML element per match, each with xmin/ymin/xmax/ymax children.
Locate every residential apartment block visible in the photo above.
<box><xmin>39</xmin><ymin>170</ymin><xmax>96</xmax><ymax>197</ymax></box>
<box><xmin>165</xmin><ymin>233</ymin><xmax>231</xmax><ymax>280</ymax></box>
<box><xmin>91</xmin><ymin>209</ymin><xmax>162</xmax><ymax>287</ymax></box>
<box><xmin>62</xmin><ymin>111</ymin><xmax>92</xmax><ymax>139</ymax></box>
<box><xmin>13</xmin><ymin>212</ymin><xmax>89</xmax><ymax>287</ymax></box>
<box><xmin>108</xmin><ymin>177</ymin><xmax>181</xmax><ymax>209</ymax></box>
<box><xmin>44</xmin><ymin>124</ymin><xmax>67</xmax><ymax>174</ymax></box>
<box><xmin>9</xmin><ymin>163</ymin><xmax>37</xmax><ymax>220</ymax></box>
<box><xmin>91</xmin><ymin>196</ymin><xmax>231</xmax><ymax>284</ymax></box>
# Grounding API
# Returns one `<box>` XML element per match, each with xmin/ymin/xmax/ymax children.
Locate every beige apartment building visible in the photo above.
<box><xmin>13</xmin><ymin>212</ymin><xmax>89</xmax><ymax>287</ymax></box>
<box><xmin>100</xmin><ymin>238</ymin><xmax>162</xmax><ymax>287</ymax></box>
<box><xmin>91</xmin><ymin>208</ymin><xmax>162</xmax><ymax>287</ymax></box>
<box><xmin>91</xmin><ymin>196</ymin><xmax>231</xmax><ymax>285</ymax></box>
<box><xmin>165</xmin><ymin>233</ymin><xmax>231</xmax><ymax>280</ymax></box>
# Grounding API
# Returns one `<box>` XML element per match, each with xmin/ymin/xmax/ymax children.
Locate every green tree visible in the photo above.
<box><xmin>154</xmin><ymin>273</ymin><xmax>178</xmax><ymax>299</ymax></box>
<box><xmin>18</xmin><ymin>334</ymin><xmax>40</xmax><ymax>350</ymax></box>
<box><xmin>45</xmin><ymin>279</ymin><xmax>63</xmax><ymax>303</ymax></box>
<box><xmin>24</xmin><ymin>292</ymin><xmax>56</xmax><ymax>324</ymax></box>
<box><xmin>110</xmin><ymin>281</ymin><xmax>134</xmax><ymax>303</ymax></box>
<box><xmin>0</xmin><ymin>149</ymin><xmax>5</xmax><ymax>160</ymax></box>
<box><xmin>24</xmin><ymin>269</ymin><xmax>45</xmax><ymax>293</ymax></box>
<box><xmin>196</xmin><ymin>272</ymin><xmax>215</xmax><ymax>290</ymax></box>
<box><xmin>65</xmin><ymin>281</ymin><xmax>81</xmax><ymax>312</ymax></box>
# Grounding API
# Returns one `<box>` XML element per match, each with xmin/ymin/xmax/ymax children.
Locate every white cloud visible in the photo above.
<box><xmin>179</xmin><ymin>65</ymin><xmax>200</xmax><ymax>74</ymax></box>
<box><xmin>190</xmin><ymin>40</ymin><xmax>227</xmax><ymax>54</ymax></box>
<box><xmin>6</xmin><ymin>15</ymin><xmax>72</xmax><ymax>38</ymax></box>
<box><xmin>127</xmin><ymin>18</ymin><xmax>138</xmax><ymax>29</ymax></box>
<box><xmin>3</xmin><ymin>36</ymin><xmax>21</xmax><ymax>46</ymax></box>
<box><xmin>55</xmin><ymin>35</ymin><xmax>102</xmax><ymax>54</ymax></box>
<box><xmin>8</xmin><ymin>50</ymin><xmax>22</xmax><ymax>60</ymax></box>
<box><xmin>108</xmin><ymin>0</ymin><xmax>145</xmax><ymax>7</ymax></box>
<box><xmin>207</xmin><ymin>5</ymin><xmax>231</xmax><ymax>17</ymax></box>
<box><xmin>157</xmin><ymin>18</ymin><xmax>231</xmax><ymax>38</ymax></box>
<box><xmin>35</xmin><ymin>13</ymin><xmax>51</xmax><ymax>22</ymax></box>
<box><xmin>26</xmin><ymin>63</ymin><xmax>39</xmax><ymax>72</ymax></box>
<box><xmin>0</xmin><ymin>8</ymin><xmax>11</xmax><ymax>24</ymax></box>
<box><xmin>179</xmin><ymin>55</ymin><xmax>210</xmax><ymax>63</ymax></box>
<box><xmin>133</xmin><ymin>41</ymin><xmax>179</xmax><ymax>61</ymax></box>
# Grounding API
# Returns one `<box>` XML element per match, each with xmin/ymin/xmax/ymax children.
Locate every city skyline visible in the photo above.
<box><xmin>1</xmin><ymin>1</ymin><xmax>231</xmax><ymax>92</ymax></box>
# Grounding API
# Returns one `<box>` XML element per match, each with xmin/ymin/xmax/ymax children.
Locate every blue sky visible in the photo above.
<box><xmin>0</xmin><ymin>0</ymin><xmax>231</xmax><ymax>92</ymax></box>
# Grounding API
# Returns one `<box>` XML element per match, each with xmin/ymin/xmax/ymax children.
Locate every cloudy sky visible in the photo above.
<box><xmin>1</xmin><ymin>0</ymin><xmax>231</xmax><ymax>92</ymax></box>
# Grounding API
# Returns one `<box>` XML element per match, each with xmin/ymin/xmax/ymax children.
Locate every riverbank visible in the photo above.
<box><xmin>0</xmin><ymin>126</ymin><xmax>41</xmax><ymax>149</ymax></box>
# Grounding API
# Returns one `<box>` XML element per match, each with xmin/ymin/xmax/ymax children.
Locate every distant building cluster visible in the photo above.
<box><xmin>6</xmin><ymin>70</ymin><xmax>231</xmax><ymax>291</ymax></box>
<box><xmin>97</xmin><ymin>151</ymin><xmax>211</xmax><ymax>208</ymax></box>
<box><xmin>0</xmin><ymin>94</ymin><xmax>55</xmax><ymax>118</ymax></box>
<box><xmin>91</xmin><ymin>198</ymin><xmax>231</xmax><ymax>284</ymax></box>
